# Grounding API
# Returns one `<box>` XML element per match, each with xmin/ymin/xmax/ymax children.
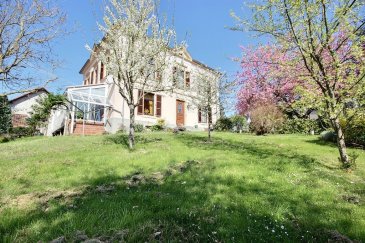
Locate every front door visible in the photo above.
<box><xmin>176</xmin><ymin>100</ymin><xmax>185</xmax><ymax>126</ymax></box>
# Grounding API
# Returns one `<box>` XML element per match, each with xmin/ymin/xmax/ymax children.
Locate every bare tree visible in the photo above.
<box><xmin>92</xmin><ymin>0</ymin><xmax>176</xmax><ymax>149</ymax></box>
<box><xmin>190</xmin><ymin>69</ymin><xmax>224</xmax><ymax>141</ymax></box>
<box><xmin>0</xmin><ymin>0</ymin><xmax>66</xmax><ymax>96</ymax></box>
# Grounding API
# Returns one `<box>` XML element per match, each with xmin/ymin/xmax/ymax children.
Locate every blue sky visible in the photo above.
<box><xmin>49</xmin><ymin>0</ymin><xmax>261</xmax><ymax>93</ymax></box>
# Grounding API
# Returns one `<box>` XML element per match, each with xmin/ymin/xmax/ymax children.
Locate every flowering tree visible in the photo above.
<box><xmin>93</xmin><ymin>0</ymin><xmax>175</xmax><ymax>149</ymax></box>
<box><xmin>232</xmin><ymin>0</ymin><xmax>365</xmax><ymax>167</ymax></box>
<box><xmin>190</xmin><ymin>70</ymin><xmax>223</xmax><ymax>141</ymax></box>
<box><xmin>236</xmin><ymin>45</ymin><xmax>300</xmax><ymax>115</ymax></box>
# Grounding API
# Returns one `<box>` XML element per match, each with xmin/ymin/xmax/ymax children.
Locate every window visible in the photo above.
<box><xmin>176</xmin><ymin>69</ymin><xmax>184</xmax><ymax>88</ymax></box>
<box><xmin>155</xmin><ymin>71</ymin><xmax>162</xmax><ymax>81</ymax></box>
<box><xmin>144</xmin><ymin>93</ymin><xmax>154</xmax><ymax>116</ymax></box>
<box><xmin>173</xmin><ymin>67</ymin><xmax>191</xmax><ymax>89</ymax></box>
<box><xmin>137</xmin><ymin>90</ymin><xmax>162</xmax><ymax>117</ymax></box>
<box><xmin>185</xmin><ymin>72</ymin><xmax>190</xmax><ymax>88</ymax></box>
<box><xmin>75</xmin><ymin>102</ymin><xmax>105</xmax><ymax>122</ymax></box>
<box><xmin>198</xmin><ymin>108</ymin><xmax>207</xmax><ymax>123</ymax></box>
<box><xmin>198</xmin><ymin>108</ymin><xmax>212</xmax><ymax>123</ymax></box>
<box><xmin>68</xmin><ymin>86</ymin><xmax>107</xmax><ymax>123</ymax></box>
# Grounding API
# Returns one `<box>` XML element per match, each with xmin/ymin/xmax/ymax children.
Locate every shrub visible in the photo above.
<box><xmin>250</xmin><ymin>104</ymin><xmax>285</xmax><ymax>135</ymax></box>
<box><xmin>279</xmin><ymin>118</ymin><xmax>321</xmax><ymax>134</ymax></box>
<box><xmin>320</xmin><ymin>130</ymin><xmax>337</xmax><ymax>143</ymax></box>
<box><xmin>340</xmin><ymin>114</ymin><xmax>365</xmax><ymax>147</ymax></box>
<box><xmin>150</xmin><ymin>119</ymin><xmax>165</xmax><ymax>131</ymax></box>
<box><xmin>27</xmin><ymin>93</ymin><xmax>66</xmax><ymax>132</ymax></box>
<box><xmin>231</xmin><ymin>115</ymin><xmax>247</xmax><ymax>132</ymax></box>
<box><xmin>8</xmin><ymin>127</ymin><xmax>35</xmax><ymax>138</ymax></box>
<box><xmin>134</xmin><ymin>124</ymin><xmax>144</xmax><ymax>133</ymax></box>
<box><xmin>214</xmin><ymin>117</ymin><xmax>233</xmax><ymax>131</ymax></box>
<box><xmin>150</xmin><ymin>125</ymin><xmax>164</xmax><ymax>131</ymax></box>
<box><xmin>342</xmin><ymin>151</ymin><xmax>359</xmax><ymax>170</ymax></box>
<box><xmin>0</xmin><ymin>95</ymin><xmax>12</xmax><ymax>134</ymax></box>
<box><xmin>157</xmin><ymin>118</ymin><xmax>165</xmax><ymax>127</ymax></box>
<box><xmin>0</xmin><ymin>135</ymin><xmax>10</xmax><ymax>143</ymax></box>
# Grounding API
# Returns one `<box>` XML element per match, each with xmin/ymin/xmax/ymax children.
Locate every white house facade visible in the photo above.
<box><xmin>10</xmin><ymin>88</ymin><xmax>49</xmax><ymax>128</ymax></box>
<box><xmin>65</xmin><ymin>48</ymin><xmax>220</xmax><ymax>135</ymax></box>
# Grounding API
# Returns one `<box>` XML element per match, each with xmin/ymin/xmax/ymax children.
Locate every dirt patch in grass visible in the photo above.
<box><xmin>50</xmin><ymin>229</ymin><xmax>129</xmax><ymax>243</ymax></box>
<box><xmin>1</xmin><ymin>160</ymin><xmax>202</xmax><ymax>212</ymax></box>
<box><xmin>1</xmin><ymin>187</ymin><xmax>87</xmax><ymax>211</ymax></box>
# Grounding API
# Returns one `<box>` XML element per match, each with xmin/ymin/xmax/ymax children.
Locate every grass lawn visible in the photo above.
<box><xmin>0</xmin><ymin>132</ymin><xmax>364</xmax><ymax>242</ymax></box>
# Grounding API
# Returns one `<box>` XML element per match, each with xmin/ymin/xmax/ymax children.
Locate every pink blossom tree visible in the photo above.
<box><xmin>236</xmin><ymin>45</ymin><xmax>300</xmax><ymax>115</ymax></box>
<box><xmin>233</xmin><ymin>0</ymin><xmax>365</xmax><ymax>167</ymax></box>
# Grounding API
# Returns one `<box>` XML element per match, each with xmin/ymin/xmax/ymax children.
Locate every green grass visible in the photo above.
<box><xmin>0</xmin><ymin>132</ymin><xmax>364</xmax><ymax>242</ymax></box>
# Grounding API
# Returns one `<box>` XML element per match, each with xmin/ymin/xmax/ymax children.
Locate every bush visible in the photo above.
<box><xmin>214</xmin><ymin>117</ymin><xmax>233</xmax><ymax>131</ymax></box>
<box><xmin>250</xmin><ymin>104</ymin><xmax>285</xmax><ymax>135</ymax></box>
<box><xmin>150</xmin><ymin>119</ymin><xmax>165</xmax><ymax>131</ymax></box>
<box><xmin>9</xmin><ymin>127</ymin><xmax>35</xmax><ymax>137</ymax></box>
<box><xmin>279</xmin><ymin>118</ymin><xmax>321</xmax><ymax>134</ymax></box>
<box><xmin>27</xmin><ymin>93</ymin><xmax>66</xmax><ymax>131</ymax></box>
<box><xmin>320</xmin><ymin>130</ymin><xmax>337</xmax><ymax>143</ymax></box>
<box><xmin>340</xmin><ymin>114</ymin><xmax>365</xmax><ymax>147</ymax></box>
<box><xmin>150</xmin><ymin>125</ymin><xmax>164</xmax><ymax>131</ymax></box>
<box><xmin>134</xmin><ymin>124</ymin><xmax>144</xmax><ymax>133</ymax></box>
<box><xmin>0</xmin><ymin>95</ymin><xmax>12</xmax><ymax>134</ymax></box>
<box><xmin>231</xmin><ymin>115</ymin><xmax>247</xmax><ymax>132</ymax></box>
<box><xmin>0</xmin><ymin>135</ymin><xmax>10</xmax><ymax>143</ymax></box>
<box><xmin>157</xmin><ymin>118</ymin><xmax>165</xmax><ymax>127</ymax></box>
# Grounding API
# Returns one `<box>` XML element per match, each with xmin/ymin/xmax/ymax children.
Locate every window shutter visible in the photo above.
<box><xmin>156</xmin><ymin>95</ymin><xmax>162</xmax><ymax>117</ymax></box>
<box><xmin>100</xmin><ymin>63</ymin><xmax>104</xmax><ymax>80</ymax></box>
<box><xmin>137</xmin><ymin>90</ymin><xmax>143</xmax><ymax>115</ymax></box>
<box><xmin>173</xmin><ymin>67</ymin><xmax>177</xmax><ymax>85</ymax></box>
<box><xmin>95</xmin><ymin>68</ymin><xmax>98</xmax><ymax>83</ymax></box>
<box><xmin>90</xmin><ymin>72</ymin><xmax>93</xmax><ymax>84</ymax></box>
<box><xmin>198</xmin><ymin>108</ymin><xmax>202</xmax><ymax>123</ymax></box>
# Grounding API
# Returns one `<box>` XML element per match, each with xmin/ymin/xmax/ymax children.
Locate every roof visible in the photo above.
<box><xmin>79</xmin><ymin>58</ymin><xmax>90</xmax><ymax>74</ymax></box>
<box><xmin>10</xmin><ymin>88</ymin><xmax>49</xmax><ymax>103</ymax></box>
<box><xmin>79</xmin><ymin>43</ymin><xmax>219</xmax><ymax>76</ymax></box>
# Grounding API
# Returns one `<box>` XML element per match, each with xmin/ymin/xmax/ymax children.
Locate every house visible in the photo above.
<box><xmin>9</xmin><ymin>88</ymin><xmax>67</xmax><ymax>136</ymax></box>
<box><xmin>65</xmin><ymin>47</ymin><xmax>220</xmax><ymax>135</ymax></box>
<box><xmin>10</xmin><ymin>88</ymin><xmax>49</xmax><ymax>127</ymax></box>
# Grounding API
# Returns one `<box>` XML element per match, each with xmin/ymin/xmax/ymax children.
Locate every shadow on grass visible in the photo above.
<box><xmin>175</xmin><ymin>134</ymin><xmax>320</xmax><ymax>170</ymax></box>
<box><xmin>305</xmin><ymin>137</ymin><xmax>338</xmax><ymax>148</ymax></box>
<box><xmin>104</xmin><ymin>134</ymin><xmax>162</xmax><ymax>149</ymax></box>
<box><xmin>1</xmin><ymin>159</ymin><xmax>362</xmax><ymax>242</ymax></box>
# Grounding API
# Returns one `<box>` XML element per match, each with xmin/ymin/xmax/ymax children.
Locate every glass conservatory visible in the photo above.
<box><xmin>66</xmin><ymin>84</ymin><xmax>110</xmax><ymax>134</ymax></box>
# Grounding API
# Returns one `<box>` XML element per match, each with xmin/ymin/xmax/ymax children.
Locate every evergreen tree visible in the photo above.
<box><xmin>0</xmin><ymin>96</ymin><xmax>12</xmax><ymax>134</ymax></box>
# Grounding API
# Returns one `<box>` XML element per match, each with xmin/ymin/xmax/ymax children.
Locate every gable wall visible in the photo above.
<box><xmin>10</xmin><ymin>91</ymin><xmax>48</xmax><ymax>116</ymax></box>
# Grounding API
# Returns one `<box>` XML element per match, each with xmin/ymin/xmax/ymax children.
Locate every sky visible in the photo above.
<box><xmin>47</xmin><ymin>0</ymin><xmax>262</xmax><ymax>94</ymax></box>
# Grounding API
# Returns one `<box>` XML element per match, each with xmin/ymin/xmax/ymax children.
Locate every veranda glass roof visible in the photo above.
<box><xmin>67</xmin><ymin>85</ymin><xmax>108</xmax><ymax>106</ymax></box>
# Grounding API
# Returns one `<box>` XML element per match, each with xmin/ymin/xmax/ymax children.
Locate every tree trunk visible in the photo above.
<box><xmin>208</xmin><ymin>120</ymin><xmax>211</xmax><ymax>141</ymax></box>
<box><xmin>129</xmin><ymin>104</ymin><xmax>135</xmax><ymax>149</ymax></box>
<box><xmin>332</xmin><ymin>118</ymin><xmax>350</xmax><ymax>166</ymax></box>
